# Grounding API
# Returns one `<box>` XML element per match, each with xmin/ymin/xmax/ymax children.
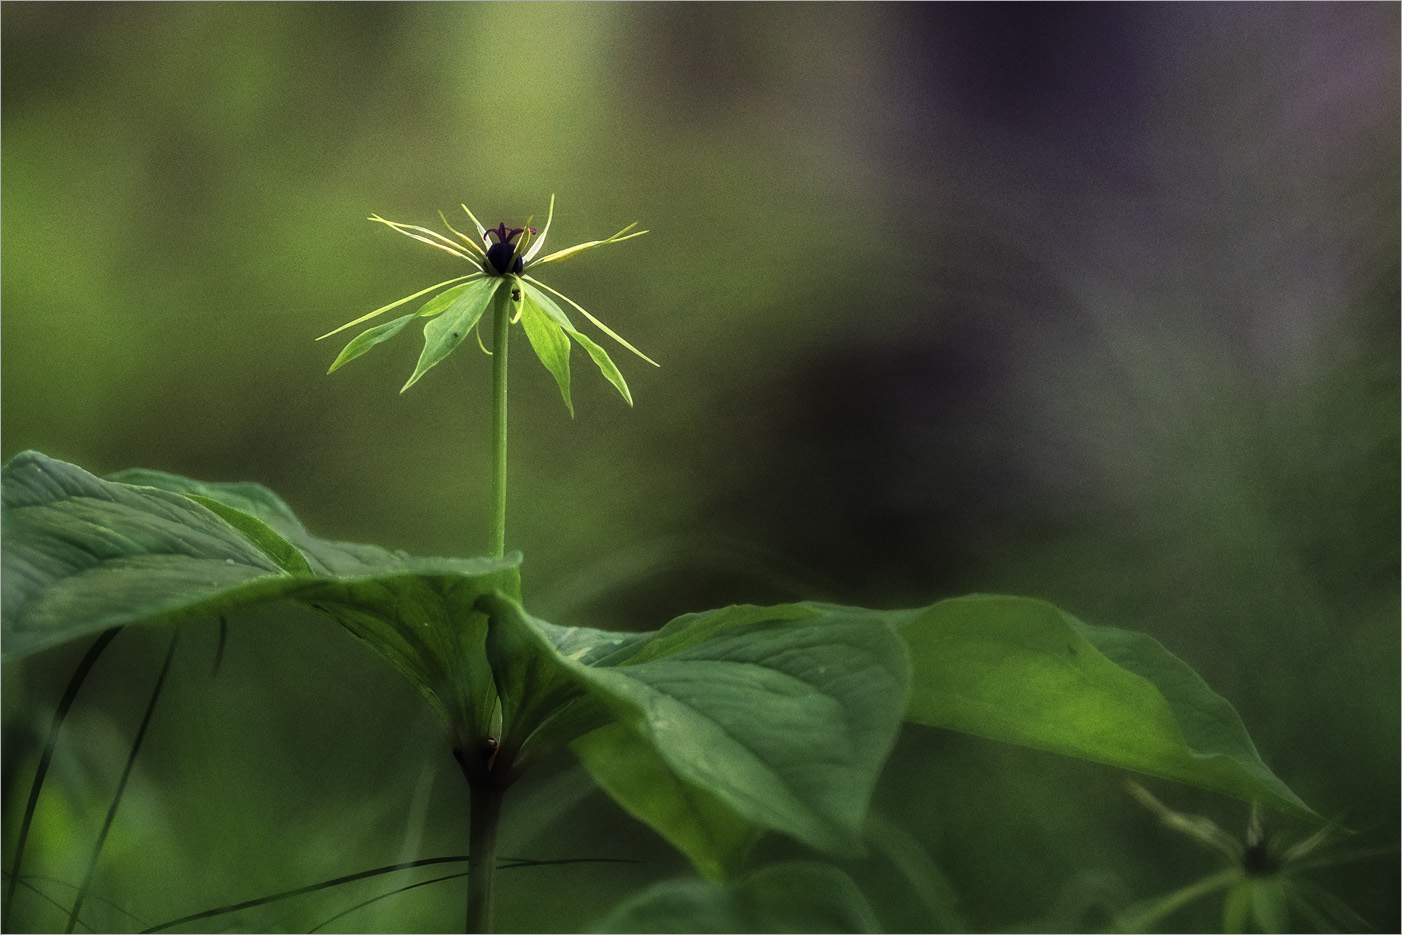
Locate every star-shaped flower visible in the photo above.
<box><xmin>318</xmin><ymin>196</ymin><xmax>654</xmax><ymax>409</ymax></box>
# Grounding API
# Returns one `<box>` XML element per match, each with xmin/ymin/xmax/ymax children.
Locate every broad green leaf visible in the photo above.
<box><xmin>595</xmin><ymin>861</ymin><xmax>880</xmax><ymax>934</ymax></box>
<box><xmin>183</xmin><ymin>494</ymin><xmax>312</xmax><ymax>576</ymax></box>
<box><xmin>891</xmin><ymin>594</ymin><xmax>1315</xmax><ymax>818</ymax></box>
<box><xmin>327</xmin><ymin>313</ymin><xmax>416</xmax><ymax>373</ymax></box>
<box><xmin>2</xmin><ymin>452</ymin><xmax>518</xmax><ymax>739</ymax></box>
<box><xmin>522</xmin><ymin>284</ymin><xmax>632</xmax><ymax>405</ymax></box>
<box><xmin>518</xmin><ymin>291</ymin><xmax>574</xmax><ymax>416</ymax></box>
<box><xmin>401</xmin><ymin>277</ymin><xmax>501</xmax><ymax>392</ymax></box>
<box><xmin>108</xmin><ymin>468</ymin><xmax>419</xmax><ymax>576</ymax></box>
<box><xmin>575</xmin><ymin>723</ymin><xmax>765</xmax><ymax>882</ymax></box>
<box><xmin>481</xmin><ymin>597</ymin><xmax>910</xmax><ymax>880</ymax></box>
<box><xmin>485</xmin><ymin>617</ymin><xmax>653</xmax><ymax>769</ymax></box>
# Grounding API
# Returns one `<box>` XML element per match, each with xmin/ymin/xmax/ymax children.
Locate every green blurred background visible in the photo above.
<box><xmin>3</xmin><ymin>3</ymin><xmax>1397</xmax><ymax>931</ymax></box>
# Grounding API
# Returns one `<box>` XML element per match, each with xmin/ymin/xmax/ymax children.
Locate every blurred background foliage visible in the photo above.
<box><xmin>2</xmin><ymin>3</ymin><xmax>1397</xmax><ymax>931</ymax></box>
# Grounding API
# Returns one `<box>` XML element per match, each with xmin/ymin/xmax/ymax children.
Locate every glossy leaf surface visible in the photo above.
<box><xmin>480</xmin><ymin>596</ymin><xmax>911</xmax><ymax>880</ymax></box>
<box><xmin>891</xmin><ymin>594</ymin><xmax>1315</xmax><ymax>818</ymax></box>
<box><xmin>2</xmin><ymin>451</ymin><xmax>519</xmax><ymax>738</ymax></box>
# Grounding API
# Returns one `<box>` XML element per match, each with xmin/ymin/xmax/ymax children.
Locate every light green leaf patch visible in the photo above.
<box><xmin>107</xmin><ymin>468</ymin><xmax>419</xmax><ymax>577</ymax></box>
<box><xmin>520</xmin><ymin>282</ymin><xmax>632</xmax><ymax>406</ymax></box>
<box><xmin>890</xmin><ymin>594</ymin><xmax>1316</xmax><ymax>819</ymax></box>
<box><xmin>317</xmin><ymin>274</ymin><xmax>476</xmax><ymax>341</ymax></box>
<box><xmin>518</xmin><ymin>284</ymin><xmax>574</xmax><ymax>416</ymax></box>
<box><xmin>327</xmin><ymin>313</ymin><xmax>416</xmax><ymax>373</ymax></box>
<box><xmin>183</xmin><ymin>494</ymin><xmax>312</xmax><ymax>577</ymax></box>
<box><xmin>402</xmin><ymin>277</ymin><xmax>502</xmax><ymax>393</ymax></box>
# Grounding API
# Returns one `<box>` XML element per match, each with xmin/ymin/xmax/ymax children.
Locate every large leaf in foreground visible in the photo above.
<box><xmin>890</xmin><ymin>594</ymin><xmax>1314</xmax><ymax>818</ymax></box>
<box><xmin>480</xmin><ymin>597</ymin><xmax>911</xmax><ymax>881</ymax></box>
<box><xmin>1</xmin><ymin>451</ymin><xmax>517</xmax><ymax>738</ymax></box>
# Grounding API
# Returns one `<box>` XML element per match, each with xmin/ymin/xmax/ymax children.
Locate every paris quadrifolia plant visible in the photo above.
<box><xmin>318</xmin><ymin>195</ymin><xmax>656</xmax><ymax>557</ymax></box>
<box><xmin>1114</xmin><ymin>782</ymin><xmax>1384</xmax><ymax>933</ymax></box>
<box><xmin>1</xmin><ymin>195</ymin><xmax>1362</xmax><ymax>934</ymax></box>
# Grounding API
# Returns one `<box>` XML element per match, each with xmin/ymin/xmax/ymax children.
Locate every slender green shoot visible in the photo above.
<box><xmin>490</xmin><ymin>282</ymin><xmax>511</xmax><ymax>558</ymax></box>
<box><xmin>66</xmin><ymin>633</ymin><xmax>178</xmax><ymax>934</ymax></box>
<box><xmin>3</xmin><ymin>627</ymin><xmax>122</xmax><ymax>932</ymax></box>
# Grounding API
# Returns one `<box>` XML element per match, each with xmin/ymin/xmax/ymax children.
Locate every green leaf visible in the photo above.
<box><xmin>414</xmin><ymin>280</ymin><xmax>473</xmax><ymax>317</ymax></box>
<box><xmin>524</xmin><ymin>275</ymin><xmax>658</xmax><ymax>368</ymax></box>
<box><xmin>107</xmin><ymin>468</ymin><xmax>420</xmax><ymax>576</ymax></box>
<box><xmin>518</xmin><ymin>289</ymin><xmax>574</xmax><ymax>416</ymax></box>
<box><xmin>401</xmin><ymin>277</ymin><xmax>501</xmax><ymax>392</ymax></box>
<box><xmin>183</xmin><ymin>494</ymin><xmax>312</xmax><ymax>576</ymax></box>
<box><xmin>891</xmin><ymin>594</ymin><xmax>1315</xmax><ymax>818</ymax></box>
<box><xmin>316</xmin><ymin>275</ymin><xmax>476</xmax><ymax>341</ymax></box>
<box><xmin>568</xmin><ymin>329</ymin><xmax>632</xmax><ymax>406</ymax></box>
<box><xmin>576</xmin><ymin>724</ymin><xmax>765</xmax><ymax>881</ymax></box>
<box><xmin>2</xmin><ymin>452</ymin><xmax>519</xmax><ymax>740</ymax></box>
<box><xmin>595</xmin><ymin>861</ymin><xmax>880</xmax><ymax>934</ymax></box>
<box><xmin>327</xmin><ymin>313</ymin><xmax>416</xmax><ymax>373</ymax></box>
<box><xmin>522</xmin><ymin>283</ymin><xmax>632</xmax><ymax>405</ymax></box>
<box><xmin>480</xmin><ymin>597</ymin><xmax>910</xmax><ymax>880</ymax></box>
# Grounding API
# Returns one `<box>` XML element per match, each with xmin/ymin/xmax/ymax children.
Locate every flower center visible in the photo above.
<box><xmin>484</xmin><ymin>222</ymin><xmax>536</xmax><ymax>276</ymax></box>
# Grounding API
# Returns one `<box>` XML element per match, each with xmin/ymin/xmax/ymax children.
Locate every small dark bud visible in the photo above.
<box><xmin>486</xmin><ymin>241</ymin><xmax>518</xmax><ymax>275</ymax></box>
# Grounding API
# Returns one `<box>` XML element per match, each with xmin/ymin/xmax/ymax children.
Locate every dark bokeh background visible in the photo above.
<box><xmin>3</xmin><ymin>3</ymin><xmax>1397</xmax><ymax>932</ymax></box>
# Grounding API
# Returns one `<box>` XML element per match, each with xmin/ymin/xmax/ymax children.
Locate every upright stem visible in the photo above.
<box><xmin>489</xmin><ymin>281</ymin><xmax>511</xmax><ymax>558</ymax></box>
<box><xmin>474</xmin><ymin>280</ymin><xmax>511</xmax><ymax>931</ymax></box>
<box><xmin>466</xmin><ymin>781</ymin><xmax>504</xmax><ymax>934</ymax></box>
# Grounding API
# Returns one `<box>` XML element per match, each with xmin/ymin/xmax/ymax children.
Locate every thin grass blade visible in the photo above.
<box><xmin>67</xmin><ymin>632</ymin><xmax>179</xmax><ymax>933</ymax></box>
<box><xmin>3</xmin><ymin>627</ymin><xmax>122</xmax><ymax>933</ymax></box>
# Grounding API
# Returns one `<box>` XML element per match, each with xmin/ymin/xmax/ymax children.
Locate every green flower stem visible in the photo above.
<box><xmin>473</xmin><ymin>281</ymin><xmax>511</xmax><ymax>930</ymax></box>
<box><xmin>466</xmin><ymin>779</ymin><xmax>504</xmax><ymax>934</ymax></box>
<box><xmin>489</xmin><ymin>281</ymin><xmax>511</xmax><ymax>558</ymax></box>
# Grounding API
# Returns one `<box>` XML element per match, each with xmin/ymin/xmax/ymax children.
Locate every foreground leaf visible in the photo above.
<box><xmin>2</xmin><ymin>451</ymin><xmax>518</xmax><ymax>739</ymax></box>
<box><xmin>890</xmin><ymin>594</ymin><xmax>1315</xmax><ymax>818</ymax></box>
<box><xmin>480</xmin><ymin>597</ymin><xmax>911</xmax><ymax>880</ymax></box>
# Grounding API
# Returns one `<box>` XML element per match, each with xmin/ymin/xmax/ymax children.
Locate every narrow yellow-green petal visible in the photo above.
<box><xmin>439</xmin><ymin>211</ymin><xmax>487</xmax><ymax>258</ymax></box>
<box><xmin>461</xmin><ymin>204</ymin><xmax>489</xmax><ymax>243</ymax></box>
<box><xmin>521</xmin><ymin>193</ymin><xmax>556</xmax><ymax>264</ymax></box>
<box><xmin>524</xmin><ymin>276</ymin><xmax>658</xmax><ymax>367</ymax></box>
<box><xmin>529</xmin><ymin>223</ymin><xmax>647</xmax><ymax>268</ymax></box>
<box><xmin>369</xmin><ymin>215</ymin><xmax>477</xmax><ymax>261</ymax></box>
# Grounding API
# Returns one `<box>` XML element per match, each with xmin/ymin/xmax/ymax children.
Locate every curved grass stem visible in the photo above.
<box><xmin>4</xmin><ymin>627</ymin><xmax>122</xmax><ymax>932</ymax></box>
<box><xmin>66</xmin><ymin>632</ymin><xmax>178</xmax><ymax>934</ymax></box>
